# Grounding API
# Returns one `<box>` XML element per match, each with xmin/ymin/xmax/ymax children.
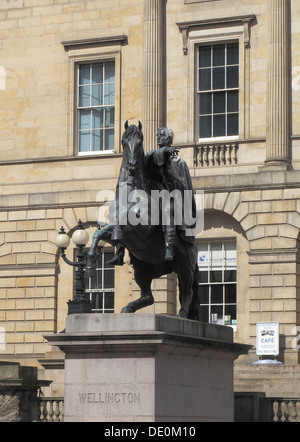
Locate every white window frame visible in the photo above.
<box><xmin>84</xmin><ymin>248</ymin><xmax>115</xmax><ymax>314</ymax></box>
<box><xmin>196</xmin><ymin>41</ymin><xmax>240</xmax><ymax>142</ymax></box>
<box><xmin>76</xmin><ymin>60</ymin><xmax>116</xmax><ymax>156</ymax></box>
<box><xmin>64</xmin><ymin>46</ymin><xmax>122</xmax><ymax>157</ymax></box>
<box><xmin>197</xmin><ymin>240</ymin><xmax>237</xmax><ymax>329</ymax></box>
<box><xmin>182</xmin><ymin>20</ymin><xmax>252</xmax><ymax>144</ymax></box>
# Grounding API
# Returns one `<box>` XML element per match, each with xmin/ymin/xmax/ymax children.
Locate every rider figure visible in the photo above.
<box><xmin>144</xmin><ymin>127</ymin><xmax>179</xmax><ymax>261</ymax></box>
<box><xmin>108</xmin><ymin>127</ymin><xmax>190</xmax><ymax>266</ymax></box>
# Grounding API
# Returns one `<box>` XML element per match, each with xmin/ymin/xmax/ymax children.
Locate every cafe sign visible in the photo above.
<box><xmin>256</xmin><ymin>322</ymin><xmax>280</xmax><ymax>356</ymax></box>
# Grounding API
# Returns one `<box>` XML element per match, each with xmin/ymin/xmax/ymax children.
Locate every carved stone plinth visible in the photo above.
<box><xmin>45</xmin><ymin>314</ymin><xmax>250</xmax><ymax>422</ymax></box>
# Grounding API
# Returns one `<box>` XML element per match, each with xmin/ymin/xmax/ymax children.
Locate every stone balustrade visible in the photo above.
<box><xmin>36</xmin><ymin>396</ymin><xmax>300</xmax><ymax>422</ymax></box>
<box><xmin>38</xmin><ymin>398</ymin><xmax>64</xmax><ymax>422</ymax></box>
<box><xmin>195</xmin><ymin>143</ymin><xmax>239</xmax><ymax>167</ymax></box>
<box><xmin>272</xmin><ymin>400</ymin><xmax>300</xmax><ymax>422</ymax></box>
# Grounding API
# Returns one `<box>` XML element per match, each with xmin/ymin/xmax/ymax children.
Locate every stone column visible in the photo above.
<box><xmin>265</xmin><ymin>0</ymin><xmax>290</xmax><ymax>167</ymax></box>
<box><xmin>142</xmin><ymin>0</ymin><xmax>166</xmax><ymax>152</ymax></box>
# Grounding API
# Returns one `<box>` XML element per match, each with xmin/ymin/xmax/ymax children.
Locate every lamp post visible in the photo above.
<box><xmin>56</xmin><ymin>220</ymin><xmax>91</xmax><ymax>315</ymax></box>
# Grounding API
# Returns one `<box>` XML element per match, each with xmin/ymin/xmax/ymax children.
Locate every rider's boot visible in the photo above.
<box><xmin>164</xmin><ymin>225</ymin><xmax>175</xmax><ymax>261</ymax></box>
<box><xmin>111</xmin><ymin>225</ymin><xmax>123</xmax><ymax>241</ymax></box>
<box><xmin>107</xmin><ymin>243</ymin><xmax>125</xmax><ymax>266</ymax></box>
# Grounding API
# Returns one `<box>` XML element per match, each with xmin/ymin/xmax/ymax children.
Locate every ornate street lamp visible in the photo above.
<box><xmin>56</xmin><ymin>220</ymin><xmax>91</xmax><ymax>315</ymax></box>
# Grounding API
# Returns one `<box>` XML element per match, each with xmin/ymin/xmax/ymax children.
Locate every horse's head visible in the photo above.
<box><xmin>122</xmin><ymin>121</ymin><xmax>144</xmax><ymax>176</ymax></box>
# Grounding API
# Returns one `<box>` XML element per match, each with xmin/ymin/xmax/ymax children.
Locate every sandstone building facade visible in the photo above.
<box><xmin>0</xmin><ymin>0</ymin><xmax>300</xmax><ymax>401</ymax></box>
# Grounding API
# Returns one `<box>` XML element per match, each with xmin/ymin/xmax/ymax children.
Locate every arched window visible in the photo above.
<box><xmin>198</xmin><ymin>240</ymin><xmax>237</xmax><ymax>327</ymax></box>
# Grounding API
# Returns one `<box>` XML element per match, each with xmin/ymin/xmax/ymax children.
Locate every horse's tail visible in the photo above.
<box><xmin>188</xmin><ymin>263</ymin><xmax>200</xmax><ymax>321</ymax></box>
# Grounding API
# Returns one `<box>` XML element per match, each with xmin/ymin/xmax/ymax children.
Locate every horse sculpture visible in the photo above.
<box><xmin>85</xmin><ymin>122</ymin><xmax>200</xmax><ymax>319</ymax></box>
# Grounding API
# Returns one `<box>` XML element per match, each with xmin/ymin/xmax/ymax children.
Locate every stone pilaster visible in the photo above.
<box><xmin>142</xmin><ymin>0</ymin><xmax>166</xmax><ymax>152</ymax></box>
<box><xmin>265</xmin><ymin>0</ymin><xmax>290</xmax><ymax>167</ymax></box>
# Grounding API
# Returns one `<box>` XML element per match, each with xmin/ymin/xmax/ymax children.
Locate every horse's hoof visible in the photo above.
<box><xmin>121</xmin><ymin>303</ymin><xmax>136</xmax><ymax>313</ymax></box>
<box><xmin>178</xmin><ymin>311</ymin><xmax>188</xmax><ymax>319</ymax></box>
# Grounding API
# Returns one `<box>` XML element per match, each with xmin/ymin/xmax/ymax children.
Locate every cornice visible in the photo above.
<box><xmin>61</xmin><ymin>35</ymin><xmax>128</xmax><ymax>52</ymax></box>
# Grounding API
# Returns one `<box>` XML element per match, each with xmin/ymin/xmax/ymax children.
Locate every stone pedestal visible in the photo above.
<box><xmin>45</xmin><ymin>314</ymin><xmax>250</xmax><ymax>422</ymax></box>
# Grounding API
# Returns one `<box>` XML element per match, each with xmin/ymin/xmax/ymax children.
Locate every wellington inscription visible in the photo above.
<box><xmin>79</xmin><ymin>392</ymin><xmax>141</xmax><ymax>405</ymax></box>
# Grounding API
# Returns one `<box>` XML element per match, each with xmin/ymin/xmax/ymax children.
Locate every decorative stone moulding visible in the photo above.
<box><xmin>176</xmin><ymin>15</ymin><xmax>257</xmax><ymax>54</ymax></box>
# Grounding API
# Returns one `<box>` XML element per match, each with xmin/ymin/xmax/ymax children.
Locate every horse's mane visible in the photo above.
<box><xmin>122</xmin><ymin>124</ymin><xmax>144</xmax><ymax>145</ymax></box>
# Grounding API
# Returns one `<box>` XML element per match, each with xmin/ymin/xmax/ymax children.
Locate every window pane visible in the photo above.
<box><xmin>199</xmin><ymin>46</ymin><xmax>211</xmax><ymax>68</ymax></box>
<box><xmin>199</xmin><ymin>305</ymin><xmax>209</xmax><ymax>323</ymax></box>
<box><xmin>199</xmin><ymin>271</ymin><xmax>208</xmax><ymax>284</ymax></box>
<box><xmin>225</xmin><ymin>241</ymin><xmax>237</xmax><ymax>265</ymax></box>
<box><xmin>92</xmin><ymin>292</ymin><xmax>103</xmax><ymax>311</ymax></box>
<box><xmin>213</xmin><ymin>92</ymin><xmax>226</xmax><ymax>114</ymax></box>
<box><xmin>225</xmin><ymin>304</ymin><xmax>236</xmax><ymax>321</ymax></box>
<box><xmin>211</xmin><ymin>241</ymin><xmax>223</xmax><ymax>267</ymax></box>
<box><xmin>198</xmin><ymin>243</ymin><xmax>209</xmax><ymax>268</ymax></box>
<box><xmin>91</xmin><ymin>84</ymin><xmax>102</xmax><ymax>106</ymax></box>
<box><xmin>79</xmin><ymin>65</ymin><xmax>90</xmax><ymax>85</ymax></box>
<box><xmin>227</xmin><ymin>90</ymin><xmax>239</xmax><ymax>113</ymax></box>
<box><xmin>105</xmin><ymin>292</ymin><xmax>115</xmax><ymax>310</ymax></box>
<box><xmin>213</xmin><ymin>67</ymin><xmax>225</xmax><ymax>89</ymax></box>
<box><xmin>227</xmin><ymin>113</ymin><xmax>239</xmax><ymax>136</ymax></box>
<box><xmin>92</xmin><ymin>63</ymin><xmax>103</xmax><ymax>84</ymax></box>
<box><xmin>200</xmin><ymin>93</ymin><xmax>212</xmax><ymax>115</ymax></box>
<box><xmin>199</xmin><ymin>69</ymin><xmax>211</xmax><ymax>91</ymax></box>
<box><xmin>213</xmin><ymin>44</ymin><xmax>225</xmax><ymax>66</ymax></box>
<box><xmin>211</xmin><ymin>285</ymin><xmax>223</xmax><ymax>304</ymax></box>
<box><xmin>224</xmin><ymin>270</ymin><xmax>236</xmax><ymax>283</ymax></box>
<box><xmin>227</xmin><ymin>66</ymin><xmax>239</xmax><ymax>88</ymax></box>
<box><xmin>104</xmin><ymin>83</ymin><xmax>115</xmax><ymax>105</ymax></box>
<box><xmin>105</xmin><ymin>107</ymin><xmax>115</xmax><ymax>128</ymax></box>
<box><xmin>201</xmin><ymin>285</ymin><xmax>209</xmax><ymax>304</ymax></box>
<box><xmin>80</xmin><ymin>110</ymin><xmax>91</xmax><ymax>130</ymax></box>
<box><xmin>200</xmin><ymin>115</ymin><xmax>212</xmax><ymax>138</ymax></box>
<box><xmin>105</xmin><ymin>129</ymin><xmax>114</xmax><ymax>150</ymax></box>
<box><xmin>225</xmin><ymin>284</ymin><xmax>236</xmax><ymax>304</ymax></box>
<box><xmin>210</xmin><ymin>270</ymin><xmax>222</xmax><ymax>283</ymax></box>
<box><xmin>213</xmin><ymin>114</ymin><xmax>226</xmax><ymax>137</ymax></box>
<box><xmin>104</xmin><ymin>269</ymin><xmax>114</xmax><ymax>288</ymax></box>
<box><xmin>227</xmin><ymin>43</ymin><xmax>239</xmax><ymax>65</ymax></box>
<box><xmin>105</xmin><ymin>62</ymin><xmax>115</xmax><ymax>83</ymax></box>
<box><xmin>92</xmin><ymin>109</ymin><xmax>103</xmax><ymax>129</ymax></box>
<box><xmin>79</xmin><ymin>85</ymin><xmax>90</xmax><ymax>107</ymax></box>
<box><xmin>92</xmin><ymin>130</ymin><xmax>102</xmax><ymax>151</ymax></box>
<box><xmin>79</xmin><ymin>131</ymin><xmax>91</xmax><ymax>152</ymax></box>
<box><xmin>104</xmin><ymin>252</ymin><xmax>114</xmax><ymax>268</ymax></box>
<box><xmin>211</xmin><ymin>304</ymin><xmax>223</xmax><ymax>319</ymax></box>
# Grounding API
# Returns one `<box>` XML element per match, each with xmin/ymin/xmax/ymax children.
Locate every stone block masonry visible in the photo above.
<box><xmin>45</xmin><ymin>314</ymin><xmax>250</xmax><ymax>422</ymax></box>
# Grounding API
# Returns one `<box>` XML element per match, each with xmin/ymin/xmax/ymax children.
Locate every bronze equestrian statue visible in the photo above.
<box><xmin>85</xmin><ymin>122</ymin><xmax>200</xmax><ymax>320</ymax></box>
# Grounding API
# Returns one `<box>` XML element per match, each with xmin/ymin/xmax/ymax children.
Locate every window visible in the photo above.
<box><xmin>84</xmin><ymin>249</ymin><xmax>115</xmax><ymax>313</ymax></box>
<box><xmin>77</xmin><ymin>61</ymin><xmax>115</xmax><ymax>154</ymax></box>
<box><xmin>197</xmin><ymin>240</ymin><xmax>237</xmax><ymax>327</ymax></box>
<box><xmin>197</xmin><ymin>43</ymin><xmax>239</xmax><ymax>139</ymax></box>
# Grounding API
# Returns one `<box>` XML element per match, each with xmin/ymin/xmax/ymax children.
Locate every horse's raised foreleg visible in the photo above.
<box><xmin>85</xmin><ymin>225</ymin><xmax>114</xmax><ymax>278</ymax></box>
<box><xmin>121</xmin><ymin>258</ymin><xmax>155</xmax><ymax>313</ymax></box>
